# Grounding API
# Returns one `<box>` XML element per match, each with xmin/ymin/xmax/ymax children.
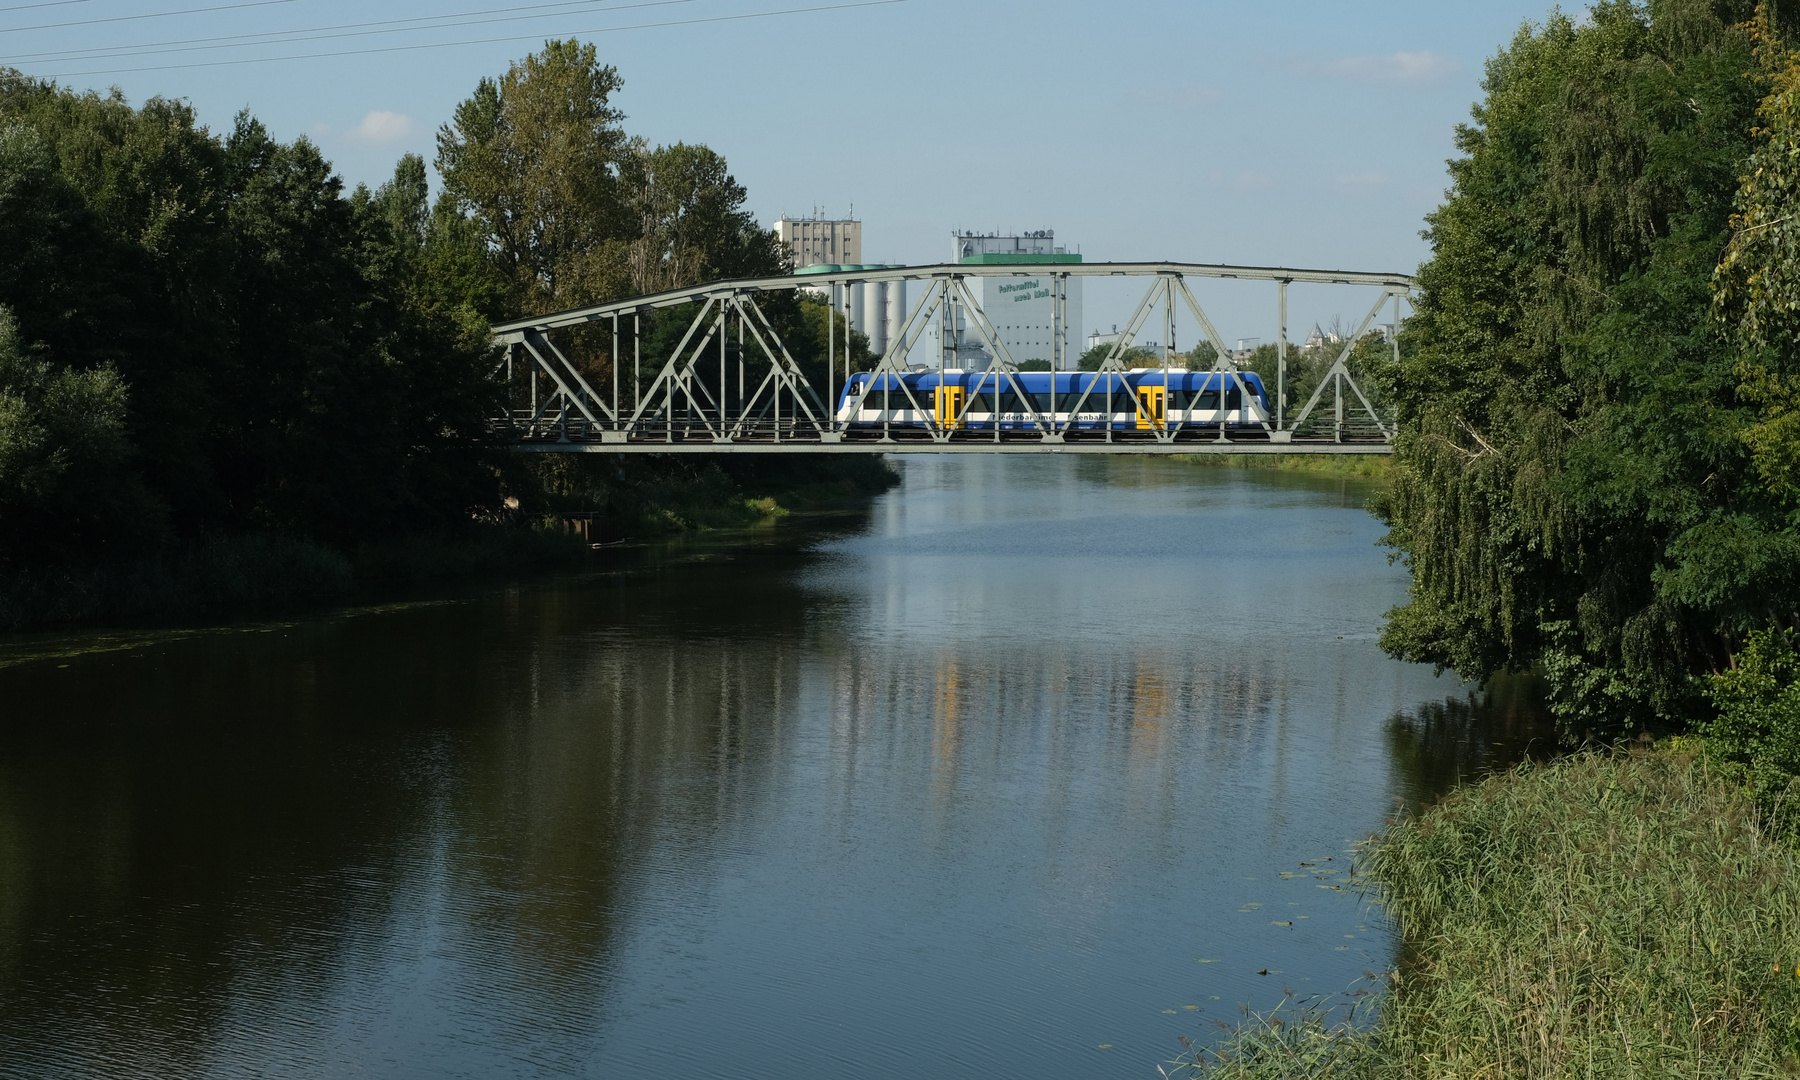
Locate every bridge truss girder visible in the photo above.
<box><xmin>489</xmin><ymin>260</ymin><xmax>1414</xmax><ymax>453</ymax></box>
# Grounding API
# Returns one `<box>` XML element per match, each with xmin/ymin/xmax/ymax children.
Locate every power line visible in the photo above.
<box><xmin>4</xmin><ymin>0</ymin><xmax>692</xmax><ymax>63</ymax></box>
<box><xmin>0</xmin><ymin>1</ymin><xmax>91</xmax><ymax>13</ymax></box>
<box><xmin>26</xmin><ymin>0</ymin><xmax>913</xmax><ymax>79</ymax></box>
<box><xmin>3</xmin><ymin>0</ymin><xmax>298</xmax><ymax>35</ymax></box>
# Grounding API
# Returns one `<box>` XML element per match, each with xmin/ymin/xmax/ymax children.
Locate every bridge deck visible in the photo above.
<box><xmin>512</xmin><ymin>431</ymin><xmax>1392</xmax><ymax>454</ymax></box>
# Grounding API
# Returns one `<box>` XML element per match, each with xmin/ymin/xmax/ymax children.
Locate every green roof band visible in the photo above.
<box><xmin>956</xmin><ymin>253</ymin><xmax>1084</xmax><ymax>265</ymax></box>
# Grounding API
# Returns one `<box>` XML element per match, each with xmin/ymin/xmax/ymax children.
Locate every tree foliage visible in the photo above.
<box><xmin>0</xmin><ymin>39</ymin><xmax>808</xmax><ymax>576</ymax></box>
<box><xmin>1716</xmin><ymin>7</ymin><xmax>1800</xmax><ymax>505</ymax></box>
<box><xmin>1376</xmin><ymin>0</ymin><xmax>1800</xmax><ymax>738</ymax></box>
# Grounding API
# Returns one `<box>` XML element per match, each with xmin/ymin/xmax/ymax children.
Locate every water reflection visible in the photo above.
<box><xmin>1386</xmin><ymin>672</ymin><xmax>1560</xmax><ymax>807</ymax></box>
<box><xmin>0</xmin><ymin>455</ymin><xmax>1552</xmax><ymax>1079</ymax></box>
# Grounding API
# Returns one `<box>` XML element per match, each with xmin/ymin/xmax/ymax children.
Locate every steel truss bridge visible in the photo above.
<box><xmin>490</xmin><ymin>261</ymin><xmax>1414</xmax><ymax>455</ymax></box>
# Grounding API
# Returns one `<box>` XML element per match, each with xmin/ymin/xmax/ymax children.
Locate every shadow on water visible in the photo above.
<box><xmin>1385</xmin><ymin>671</ymin><xmax>1561</xmax><ymax>810</ymax></box>
<box><xmin>0</xmin><ymin>530</ymin><xmax>863</xmax><ymax>1077</ymax></box>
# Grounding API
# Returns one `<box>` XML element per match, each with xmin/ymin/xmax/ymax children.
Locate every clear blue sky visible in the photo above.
<box><xmin>4</xmin><ymin>0</ymin><xmax>1563</xmax><ymax>338</ymax></box>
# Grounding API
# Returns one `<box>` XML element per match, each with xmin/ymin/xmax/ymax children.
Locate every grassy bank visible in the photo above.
<box><xmin>1182</xmin><ymin>749</ymin><xmax>1800</xmax><ymax>1078</ymax></box>
<box><xmin>1170</xmin><ymin>453</ymin><xmax>1392</xmax><ymax>481</ymax></box>
<box><xmin>533</xmin><ymin>452</ymin><xmax>899</xmax><ymax>536</ymax></box>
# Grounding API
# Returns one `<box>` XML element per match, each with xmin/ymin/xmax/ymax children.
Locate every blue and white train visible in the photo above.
<box><xmin>834</xmin><ymin>369</ymin><xmax>1270</xmax><ymax>431</ymax></box>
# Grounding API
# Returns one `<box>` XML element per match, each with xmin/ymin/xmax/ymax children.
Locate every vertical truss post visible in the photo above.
<box><xmin>1392</xmin><ymin>291</ymin><xmax>1401</xmax><ymax>368</ymax></box>
<box><xmin>719</xmin><ymin>294</ymin><xmax>730</xmax><ymax>441</ymax></box>
<box><xmin>633</xmin><ymin>315</ymin><xmax>641</xmax><ymax>431</ymax></box>
<box><xmin>843</xmin><ymin>282</ymin><xmax>855</xmax><ymax>435</ymax></box>
<box><xmin>1277</xmin><ymin>280</ymin><xmax>1288</xmax><ymax>432</ymax></box>
<box><xmin>1335</xmin><ymin>372</ymin><xmax>1344</xmax><ymax>443</ymax></box>
<box><xmin>828</xmin><ymin>280</ymin><xmax>835</xmax><ymax>433</ymax></box>
<box><xmin>611</xmin><ymin>314</ymin><xmax>621</xmax><ymax>432</ymax></box>
<box><xmin>1048</xmin><ymin>273</ymin><xmax>1059</xmax><ymax>428</ymax></box>
<box><xmin>1163</xmin><ymin>277</ymin><xmax>1174</xmax><ymax>442</ymax></box>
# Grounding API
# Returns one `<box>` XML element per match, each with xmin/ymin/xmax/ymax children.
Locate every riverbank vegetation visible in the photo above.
<box><xmin>1182</xmin><ymin>747</ymin><xmax>1800</xmax><ymax>1078</ymax></box>
<box><xmin>0</xmin><ymin>42</ymin><xmax>891</xmax><ymax>631</ymax></box>
<box><xmin>1377</xmin><ymin>0</ymin><xmax>1800</xmax><ymax>744</ymax></box>
<box><xmin>1178</xmin><ymin>2</ymin><xmax>1800</xmax><ymax>1073</ymax></box>
<box><xmin>1171</xmin><ymin>453</ymin><xmax>1391</xmax><ymax>481</ymax></box>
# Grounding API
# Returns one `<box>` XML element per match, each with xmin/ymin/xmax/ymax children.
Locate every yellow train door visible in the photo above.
<box><xmin>935</xmin><ymin>385</ymin><xmax>965</xmax><ymax>430</ymax></box>
<box><xmin>1136</xmin><ymin>384</ymin><xmax>1166</xmax><ymax>430</ymax></box>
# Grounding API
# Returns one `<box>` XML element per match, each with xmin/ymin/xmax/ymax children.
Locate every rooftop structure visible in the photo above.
<box><xmin>774</xmin><ymin>212</ymin><xmax>861</xmax><ymax>269</ymax></box>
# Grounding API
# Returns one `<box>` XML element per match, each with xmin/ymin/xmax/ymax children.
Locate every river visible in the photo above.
<box><xmin>0</xmin><ymin>454</ymin><xmax>1552</xmax><ymax>1079</ymax></box>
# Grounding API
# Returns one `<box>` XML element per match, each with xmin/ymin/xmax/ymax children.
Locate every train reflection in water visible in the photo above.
<box><xmin>835</xmin><ymin>369</ymin><xmax>1271</xmax><ymax>431</ymax></box>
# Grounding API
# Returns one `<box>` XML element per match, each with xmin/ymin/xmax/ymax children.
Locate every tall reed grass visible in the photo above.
<box><xmin>1179</xmin><ymin>749</ymin><xmax>1800</xmax><ymax>1078</ymax></box>
<box><xmin>1170</xmin><ymin>453</ymin><xmax>1391</xmax><ymax>480</ymax></box>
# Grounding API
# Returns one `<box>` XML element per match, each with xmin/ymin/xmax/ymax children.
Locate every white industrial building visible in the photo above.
<box><xmin>936</xmin><ymin>231</ymin><xmax>1083</xmax><ymax>369</ymax></box>
<box><xmin>774</xmin><ymin>220</ymin><xmax>1084</xmax><ymax>368</ymax></box>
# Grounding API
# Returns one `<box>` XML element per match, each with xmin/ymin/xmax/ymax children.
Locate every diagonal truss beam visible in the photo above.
<box><xmin>1171</xmin><ymin>278</ymin><xmax>1272</xmax><ymax>440</ymax></box>
<box><xmin>1055</xmin><ymin>274</ymin><xmax>1163</xmax><ymax>438</ymax></box>
<box><xmin>847</xmin><ymin>277</ymin><xmax>947</xmax><ymax>440</ymax></box>
<box><xmin>1284</xmin><ymin>287</ymin><xmax>1402</xmax><ymax>439</ymax></box>
<box><xmin>731</xmin><ymin>294</ymin><xmax>832</xmax><ymax>438</ymax></box>
<box><xmin>949</xmin><ymin>278</ymin><xmax>1055</xmax><ymax>438</ymax></box>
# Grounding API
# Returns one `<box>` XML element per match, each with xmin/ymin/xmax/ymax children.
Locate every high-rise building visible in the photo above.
<box><xmin>939</xmin><ymin>230</ymin><xmax>1083</xmax><ymax>369</ymax></box>
<box><xmin>774</xmin><ymin>213</ymin><xmax>861</xmax><ymax>269</ymax></box>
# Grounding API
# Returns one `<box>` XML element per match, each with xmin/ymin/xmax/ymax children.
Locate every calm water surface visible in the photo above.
<box><xmin>0</xmin><ymin>455</ymin><xmax>1551</xmax><ymax>1079</ymax></box>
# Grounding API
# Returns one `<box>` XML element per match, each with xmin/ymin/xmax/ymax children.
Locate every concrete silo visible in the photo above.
<box><xmin>848</xmin><ymin>273</ymin><xmax>864</xmax><ymax>346</ymax></box>
<box><xmin>886</xmin><ymin>278</ymin><xmax>907</xmax><ymax>360</ymax></box>
<box><xmin>862</xmin><ymin>280</ymin><xmax>887</xmax><ymax>356</ymax></box>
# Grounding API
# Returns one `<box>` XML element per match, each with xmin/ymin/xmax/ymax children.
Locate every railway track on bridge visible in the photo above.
<box><xmin>501</xmin><ymin>424</ymin><xmax>1393</xmax><ymax>455</ymax></box>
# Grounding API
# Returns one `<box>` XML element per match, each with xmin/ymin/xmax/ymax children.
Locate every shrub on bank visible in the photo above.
<box><xmin>1703</xmin><ymin>628</ymin><xmax>1800</xmax><ymax>839</ymax></box>
<box><xmin>1179</xmin><ymin>750</ymin><xmax>1800</xmax><ymax>1078</ymax></box>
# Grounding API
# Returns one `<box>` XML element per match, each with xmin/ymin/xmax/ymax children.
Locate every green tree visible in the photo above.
<box><xmin>436</xmin><ymin>39</ymin><xmax>633</xmax><ymax>317</ymax></box>
<box><xmin>1077</xmin><ymin>342</ymin><xmax>1157</xmax><ymax>370</ymax></box>
<box><xmin>622</xmin><ymin>141</ymin><xmax>786</xmax><ymax>294</ymax></box>
<box><xmin>1376</xmin><ymin>2</ymin><xmax>1783</xmax><ymax>738</ymax></box>
<box><xmin>0</xmin><ymin>305</ymin><xmax>152</xmax><ymax>561</ymax></box>
<box><xmin>1716</xmin><ymin>8</ymin><xmax>1800</xmax><ymax>508</ymax></box>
